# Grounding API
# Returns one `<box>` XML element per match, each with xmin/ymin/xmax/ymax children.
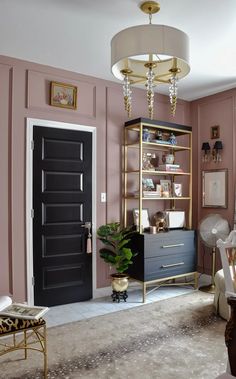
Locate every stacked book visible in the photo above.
<box><xmin>143</xmin><ymin>191</ymin><xmax>160</xmax><ymax>198</ymax></box>
<box><xmin>156</xmin><ymin>164</ymin><xmax>183</xmax><ymax>172</ymax></box>
<box><xmin>133</xmin><ymin>191</ymin><xmax>160</xmax><ymax>198</ymax></box>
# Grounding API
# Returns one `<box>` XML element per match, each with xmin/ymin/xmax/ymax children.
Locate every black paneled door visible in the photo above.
<box><xmin>33</xmin><ymin>126</ymin><xmax>92</xmax><ymax>306</ymax></box>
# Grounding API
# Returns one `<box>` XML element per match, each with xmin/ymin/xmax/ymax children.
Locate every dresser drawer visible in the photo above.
<box><xmin>144</xmin><ymin>230</ymin><xmax>195</xmax><ymax>258</ymax></box>
<box><xmin>144</xmin><ymin>250</ymin><xmax>196</xmax><ymax>281</ymax></box>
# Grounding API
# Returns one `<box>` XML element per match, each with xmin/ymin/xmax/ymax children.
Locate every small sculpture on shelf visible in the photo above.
<box><xmin>168</xmin><ymin>132</ymin><xmax>177</xmax><ymax>145</ymax></box>
<box><xmin>142</xmin><ymin>128</ymin><xmax>151</xmax><ymax>142</ymax></box>
<box><xmin>153</xmin><ymin>211</ymin><xmax>168</xmax><ymax>232</ymax></box>
<box><xmin>155</xmin><ymin>130</ymin><xmax>163</xmax><ymax>140</ymax></box>
<box><xmin>142</xmin><ymin>152</ymin><xmax>155</xmax><ymax>170</ymax></box>
<box><xmin>162</xmin><ymin>153</ymin><xmax>175</xmax><ymax>165</ymax></box>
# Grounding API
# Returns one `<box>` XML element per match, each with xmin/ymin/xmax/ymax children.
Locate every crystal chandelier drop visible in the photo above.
<box><xmin>169</xmin><ymin>75</ymin><xmax>178</xmax><ymax>116</ymax></box>
<box><xmin>122</xmin><ymin>71</ymin><xmax>132</xmax><ymax>118</ymax></box>
<box><xmin>111</xmin><ymin>1</ymin><xmax>190</xmax><ymax>119</ymax></box>
<box><xmin>146</xmin><ymin>63</ymin><xmax>155</xmax><ymax>119</ymax></box>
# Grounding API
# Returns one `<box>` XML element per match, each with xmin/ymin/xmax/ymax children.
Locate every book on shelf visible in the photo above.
<box><xmin>0</xmin><ymin>297</ymin><xmax>49</xmax><ymax>320</ymax></box>
<box><xmin>158</xmin><ymin>164</ymin><xmax>180</xmax><ymax>169</ymax></box>
<box><xmin>133</xmin><ymin>191</ymin><xmax>161</xmax><ymax>198</ymax></box>
<box><xmin>156</xmin><ymin>165</ymin><xmax>183</xmax><ymax>172</ymax></box>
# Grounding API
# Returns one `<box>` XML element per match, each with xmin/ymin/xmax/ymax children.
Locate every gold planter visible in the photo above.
<box><xmin>111</xmin><ymin>273</ymin><xmax>129</xmax><ymax>292</ymax></box>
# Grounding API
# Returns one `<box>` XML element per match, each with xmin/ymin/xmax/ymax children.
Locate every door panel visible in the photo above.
<box><xmin>33</xmin><ymin>126</ymin><xmax>92</xmax><ymax>306</ymax></box>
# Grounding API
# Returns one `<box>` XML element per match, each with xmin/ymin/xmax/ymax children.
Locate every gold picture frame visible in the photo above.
<box><xmin>211</xmin><ymin>125</ymin><xmax>220</xmax><ymax>139</ymax></box>
<box><xmin>50</xmin><ymin>81</ymin><xmax>77</xmax><ymax>109</ymax></box>
<box><xmin>202</xmin><ymin>169</ymin><xmax>228</xmax><ymax>208</ymax></box>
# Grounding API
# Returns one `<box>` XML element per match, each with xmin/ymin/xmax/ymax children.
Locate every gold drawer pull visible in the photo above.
<box><xmin>162</xmin><ymin>243</ymin><xmax>184</xmax><ymax>248</ymax></box>
<box><xmin>161</xmin><ymin>262</ymin><xmax>185</xmax><ymax>268</ymax></box>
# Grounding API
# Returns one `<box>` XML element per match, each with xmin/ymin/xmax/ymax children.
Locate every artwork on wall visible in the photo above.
<box><xmin>50</xmin><ymin>81</ymin><xmax>77</xmax><ymax>109</ymax></box>
<box><xmin>202</xmin><ymin>169</ymin><xmax>228</xmax><ymax>208</ymax></box>
<box><xmin>211</xmin><ymin>125</ymin><xmax>220</xmax><ymax>139</ymax></box>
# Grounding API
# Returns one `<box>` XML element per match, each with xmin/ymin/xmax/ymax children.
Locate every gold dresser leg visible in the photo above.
<box><xmin>194</xmin><ymin>272</ymin><xmax>199</xmax><ymax>289</ymax></box>
<box><xmin>143</xmin><ymin>282</ymin><xmax>146</xmax><ymax>303</ymax></box>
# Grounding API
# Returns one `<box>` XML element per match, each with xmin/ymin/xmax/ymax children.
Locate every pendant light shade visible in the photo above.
<box><xmin>110</xmin><ymin>1</ymin><xmax>190</xmax><ymax>119</ymax></box>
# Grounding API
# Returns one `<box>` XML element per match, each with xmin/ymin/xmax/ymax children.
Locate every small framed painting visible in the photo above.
<box><xmin>211</xmin><ymin>125</ymin><xmax>220</xmax><ymax>139</ymax></box>
<box><xmin>50</xmin><ymin>81</ymin><xmax>77</xmax><ymax>109</ymax></box>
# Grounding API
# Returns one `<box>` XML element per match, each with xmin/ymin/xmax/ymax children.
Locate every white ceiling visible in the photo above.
<box><xmin>1</xmin><ymin>0</ymin><xmax>236</xmax><ymax>101</ymax></box>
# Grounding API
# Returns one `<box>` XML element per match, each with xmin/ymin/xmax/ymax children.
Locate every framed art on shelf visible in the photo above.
<box><xmin>160</xmin><ymin>179</ymin><xmax>172</xmax><ymax>197</ymax></box>
<box><xmin>50</xmin><ymin>81</ymin><xmax>77</xmax><ymax>109</ymax></box>
<box><xmin>133</xmin><ymin>208</ymin><xmax>150</xmax><ymax>229</ymax></box>
<box><xmin>202</xmin><ymin>169</ymin><xmax>228</xmax><ymax>208</ymax></box>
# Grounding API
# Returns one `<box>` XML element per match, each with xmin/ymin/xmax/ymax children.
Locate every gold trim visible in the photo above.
<box><xmin>131</xmin><ymin>272</ymin><xmax>198</xmax><ymax>302</ymax></box>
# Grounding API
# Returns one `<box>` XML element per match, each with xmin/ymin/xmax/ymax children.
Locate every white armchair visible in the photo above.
<box><xmin>216</xmin><ymin>230</ymin><xmax>236</xmax><ymax>377</ymax></box>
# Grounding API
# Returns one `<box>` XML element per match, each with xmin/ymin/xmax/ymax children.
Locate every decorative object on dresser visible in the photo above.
<box><xmin>165</xmin><ymin>210</ymin><xmax>185</xmax><ymax>229</ymax></box>
<box><xmin>153</xmin><ymin>211</ymin><xmax>168</xmax><ymax>232</ymax></box>
<box><xmin>123</xmin><ymin>117</ymin><xmax>197</xmax><ymax>301</ymax></box>
<box><xmin>199</xmin><ymin>214</ymin><xmax>230</xmax><ymax>294</ymax></box>
<box><xmin>97</xmin><ymin>222</ymin><xmax>137</xmax><ymax>302</ymax></box>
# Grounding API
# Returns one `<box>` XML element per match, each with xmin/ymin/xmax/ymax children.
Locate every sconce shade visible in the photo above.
<box><xmin>201</xmin><ymin>142</ymin><xmax>211</xmax><ymax>151</ymax></box>
<box><xmin>213</xmin><ymin>140</ymin><xmax>223</xmax><ymax>150</ymax></box>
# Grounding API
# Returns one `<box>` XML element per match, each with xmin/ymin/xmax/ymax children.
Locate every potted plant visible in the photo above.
<box><xmin>97</xmin><ymin>222</ymin><xmax>137</xmax><ymax>301</ymax></box>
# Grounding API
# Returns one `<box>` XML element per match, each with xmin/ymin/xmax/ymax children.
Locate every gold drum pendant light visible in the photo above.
<box><xmin>111</xmin><ymin>1</ymin><xmax>190</xmax><ymax>119</ymax></box>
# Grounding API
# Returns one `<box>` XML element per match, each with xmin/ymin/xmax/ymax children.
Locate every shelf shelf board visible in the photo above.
<box><xmin>125</xmin><ymin>196</ymin><xmax>191</xmax><ymax>200</ymax></box>
<box><xmin>124</xmin><ymin>142</ymin><xmax>190</xmax><ymax>152</ymax></box>
<box><xmin>125</xmin><ymin>170</ymin><xmax>190</xmax><ymax>176</ymax></box>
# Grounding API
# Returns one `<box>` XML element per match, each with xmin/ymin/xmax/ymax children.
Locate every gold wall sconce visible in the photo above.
<box><xmin>201</xmin><ymin>140</ymin><xmax>223</xmax><ymax>163</ymax></box>
<box><xmin>201</xmin><ymin>142</ymin><xmax>211</xmax><ymax>162</ymax></box>
<box><xmin>212</xmin><ymin>140</ymin><xmax>223</xmax><ymax>162</ymax></box>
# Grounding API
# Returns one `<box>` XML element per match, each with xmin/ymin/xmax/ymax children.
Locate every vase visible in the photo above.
<box><xmin>165</xmin><ymin>154</ymin><xmax>175</xmax><ymax>164</ymax></box>
<box><xmin>111</xmin><ymin>273</ymin><xmax>129</xmax><ymax>292</ymax></box>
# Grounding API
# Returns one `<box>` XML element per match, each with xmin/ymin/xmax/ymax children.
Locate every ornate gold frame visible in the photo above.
<box><xmin>50</xmin><ymin>81</ymin><xmax>77</xmax><ymax>109</ymax></box>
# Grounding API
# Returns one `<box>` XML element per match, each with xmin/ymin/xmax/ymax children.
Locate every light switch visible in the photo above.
<box><xmin>101</xmin><ymin>192</ymin><xmax>106</xmax><ymax>203</ymax></box>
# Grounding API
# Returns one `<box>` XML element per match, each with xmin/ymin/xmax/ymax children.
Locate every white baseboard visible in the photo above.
<box><xmin>93</xmin><ymin>280</ymin><xmax>142</xmax><ymax>299</ymax></box>
<box><xmin>93</xmin><ymin>286</ymin><xmax>112</xmax><ymax>298</ymax></box>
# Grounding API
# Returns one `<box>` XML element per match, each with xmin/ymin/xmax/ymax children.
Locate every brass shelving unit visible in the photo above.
<box><xmin>123</xmin><ymin>117</ymin><xmax>193</xmax><ymax>230</ymax></box>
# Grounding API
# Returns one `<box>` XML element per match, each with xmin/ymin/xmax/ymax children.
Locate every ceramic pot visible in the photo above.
<box><xmin>111</xmin><ymin>273</ymin><xmax>129</xmax><ymax>292</ymax></box>
<box><xmin>165</xmin><ymin>154</ymin><xmax>175</xmax><ymax>164</ymax></box>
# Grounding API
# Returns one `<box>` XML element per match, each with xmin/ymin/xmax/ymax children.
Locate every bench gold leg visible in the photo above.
<box><xmin>24</xmin><ymin>330</ymin><xmax>27</xmax><ymax>359</ymax></box>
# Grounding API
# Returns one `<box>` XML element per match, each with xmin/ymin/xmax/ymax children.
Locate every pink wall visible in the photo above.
<box><xmin>0</xmin><ymin>55</ymin><xmax>191</xmax><ymax>301</ymax></box>
<box><xmin>191</xmin><ymin>89</ymin><xmax>236</xmax><ymax>274</ymax></box>
<box><xmin>1</xmin><ymin>53</ymin><xmax>235</xmax><ymax>302</ymax></box>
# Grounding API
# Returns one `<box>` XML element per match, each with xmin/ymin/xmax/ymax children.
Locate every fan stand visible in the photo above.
<box><xmin>199</xmin><ymin>246</ymin><xmax>216</xmax><ymax>294</ymax></box>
